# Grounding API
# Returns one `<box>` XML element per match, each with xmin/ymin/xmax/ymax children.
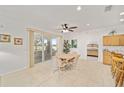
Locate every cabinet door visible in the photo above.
<box><xmin>111</xmin><ymin>36</ymin><xmax>119</xmax><ymax>46</ymax></box>
<box><xmin>103</xmin><ymin>51</ymin><xmax>112</xmax><ymax>65</ymax></box>
<box><xmin>103</xmin><ymin>36</ymin><xmax>111</xmax><ymax>46</ymax></box>
<box><xmin>119</xmin><ymin>35</ymin><xmax>124</xmax><ymax>46</ymax></box>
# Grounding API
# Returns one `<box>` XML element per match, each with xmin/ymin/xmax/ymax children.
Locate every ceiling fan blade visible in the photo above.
<box><xmin>69</xmin><ymin>29</ymin><xmax>74</xmax><ymax>32</ymax></box>
<box><xmin>64</xmin><ymin>24</ymin><xmax>68</xmax><ymax>29</ymax></box>
<box><xmin>62</xmin><ymin>24</ymin><xmax>68</xmax><ymax>29</ymax></box>
<box><xmin>62</xmin><ymin>24</ymin><xmax>65</xmax><ymax>29</ymax></box>
<box><xmin>69</xmin><ymin>26</ymin><xmax>78</xmax><ymax>29</ymax></box>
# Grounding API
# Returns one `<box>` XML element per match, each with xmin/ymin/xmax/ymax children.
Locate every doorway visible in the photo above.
<box><xmin>51</xmin><ymin>38</ymin><xmax>58</xmax><ymax>56</ymax></box>
<box><xmin>43</xmin><ymin>34</ymin><xmax>52</xmax><ymax>61</ymax></box>
<box><xmin>87</xmin><ymin>44</ymin><xmax>98</xmax><ymax>61</ymax></box>
<box><xmin>28</xmin><ymin>28</ymin><xmax>62</xmax><ymax>67</ymax></box>
<box><xmin>34</xmin><ymin>32</ymin><xmax>43</xmax><ymax>64</ymax></box>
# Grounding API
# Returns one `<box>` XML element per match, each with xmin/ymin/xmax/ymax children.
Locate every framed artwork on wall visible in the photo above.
<box><xmin>63</xmin><ymin>40</ymin><xmax>71</xmax><ymax>53</ymax></box>
<box><xmin>14</xmin><ymin>38</ymin><xmax>23</xmax><ymax>45</ymax></box>
<box><xmin>0</xmin><ymin>34</ymin><xmax>11</xmax><ymax>42</ymax></box>
<box><xmin>71</xmin><ymin>39</ymin><xmax>77</xmax><ymax>48</ymax></box>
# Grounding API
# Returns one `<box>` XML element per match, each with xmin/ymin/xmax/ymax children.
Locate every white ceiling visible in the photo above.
<box><xmin>0</xmin><ymin>5</ymin><xmax>124</xmax><ymax>33</ymax></box>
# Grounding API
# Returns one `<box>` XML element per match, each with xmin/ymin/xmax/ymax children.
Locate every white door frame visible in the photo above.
<box><xmin>27</xmin><ymin>28</ymin><xmax>63</xmax><ymax>68</ymax></box>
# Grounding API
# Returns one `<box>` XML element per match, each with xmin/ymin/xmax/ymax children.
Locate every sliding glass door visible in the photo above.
<box><xmin>34</xmin><ymin>33</ymin><xmax>43</xmax><ymax>64</ymax></box>
<box><xmin>51</xmin><ymin>38</ymin><xmax>58</xmax><ymax>56</ymax></box>
<box><xmin>33</xmin><ymin>31</ymin><xmax>60</xmax><ymax>65</ymax></box>
<box><xmin>43</xmin><ymin>35</ymin><xmax>52</xmax><ymax>61</ymax></box>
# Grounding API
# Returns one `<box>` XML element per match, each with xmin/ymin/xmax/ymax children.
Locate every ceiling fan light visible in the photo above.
<box><xmin>62</xmin><ymin>30</ymin><xmax>69</xmax><ymax>33</ymax></box>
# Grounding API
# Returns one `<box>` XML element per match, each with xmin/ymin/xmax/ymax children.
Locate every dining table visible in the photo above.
<box><xmin>57</xmin><ymin>53</ymin><xmax>76</xmax><ymax>63</ymax></box>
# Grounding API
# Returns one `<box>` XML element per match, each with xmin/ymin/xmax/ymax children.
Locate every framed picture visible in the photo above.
<box><xmin>64</xmin><ymin>40</ymin><xmax>71</xmax><ymax>48</ymax></box>
<box><xmin>71</xmin><ymin>39</ymin><xmax>77</xmax><ymax>48</ymax></box>
<box><xmin>68</xmin><ymin>40</ymin><xmax>72</xmax><ymax>48</ymax></box>
<box><xmin>14</xmin><ymin>38</ymin><xmax>23</xmax><ymax>45</ymax></box>
<box><xmin>0</xmin><ymin>34</ymin><xmax>11</xmax><ymax>42</ymax></box>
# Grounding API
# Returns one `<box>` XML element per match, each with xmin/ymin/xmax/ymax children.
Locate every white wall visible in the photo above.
<box><xmin>63</xmin><ymin>24</ymin><xmax>124</xmax><ymax>62</ymax></box>
<box><xmin>0</xmin><ymin>15</ymin><xmax>29</xmax><ymax>75</ymax></box>
<box><xmin>0</xmin><ymin>14</ymin><xmax>63</xmax><ymax>75</ymax></box>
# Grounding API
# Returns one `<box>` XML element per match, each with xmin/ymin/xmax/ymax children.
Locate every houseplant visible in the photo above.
<box><xmin>63</xmin><ymin>40</ymin><xmax>71</xmax><ymax>54</ymax></box>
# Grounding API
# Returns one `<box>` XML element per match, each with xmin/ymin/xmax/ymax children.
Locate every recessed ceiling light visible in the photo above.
<box><xmin>120</xmin><ymin>12</ymin><xmax>124</xmax><ymax>16</ymax></box>
<box><xmin>120</xmin><ymin>19</ymin><xmax>124</xmax><ymax>22</ymax></box>
<box><xmin>86</xmin><ymin>24</ymin><xmax>90</xmax><ymax>26</ymax></box>
<box><xmin>77</xmin><ymin>6</ymin><xmax>82</xmax><ymax>11</ymax></box>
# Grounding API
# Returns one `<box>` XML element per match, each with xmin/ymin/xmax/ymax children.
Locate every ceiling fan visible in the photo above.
<box><xmin>57</xmin><ymin>24</ymin><xmax>78</xmax><ymax>33</ymax></box>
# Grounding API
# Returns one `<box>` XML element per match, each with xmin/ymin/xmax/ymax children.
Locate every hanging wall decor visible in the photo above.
<box><xmin>71</xmin><ymin>39</ymin><xmax>77</xmax><ymax>48</ymax></box>
<box><xmin>14</xmin><ymin>38</ymin><xmax>23</xmax><ymax>45</ymax></box>
<box><xmin>63</xmin><ymin>40</ymin><xmax>71</xmax><ymax>54</ymax></box>
<box><xmin>0</xmin><ymin>34</ymin><xmax>11</xmax><ymax>42</ymax></box>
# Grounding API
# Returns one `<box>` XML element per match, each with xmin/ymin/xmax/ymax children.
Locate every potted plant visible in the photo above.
<box><xmin>109</xmin><ymin>30</ymin><xmax>117</xmax><ymax>35</ymax></box>
<box><xmin>63</xmin><ymin>40</ymin><xmax>71</xmax><ymax>54</ymax></box>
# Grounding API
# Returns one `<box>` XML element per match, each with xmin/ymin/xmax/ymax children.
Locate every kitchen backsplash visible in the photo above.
<box><xmin>103</xmin><ymin>46</ymin><xmax>124</xmax><ymax>54</ymax></box>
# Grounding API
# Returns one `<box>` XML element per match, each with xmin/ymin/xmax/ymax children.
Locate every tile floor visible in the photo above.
<box><xmin>87</xmin><ymin>56</ymin><xmax>98</xmax><ymax>62</ymax></box>
<box><xmin>0</xmin><ymin>59</ymin><xmax>115</xmax><ymax>87</ymax></box>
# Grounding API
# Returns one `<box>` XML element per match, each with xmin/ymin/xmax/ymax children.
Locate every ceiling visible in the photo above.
<box><xmin>0</xmin><ymin>5</ymin><xmax>124</xmax><ymax>33</ymax></box>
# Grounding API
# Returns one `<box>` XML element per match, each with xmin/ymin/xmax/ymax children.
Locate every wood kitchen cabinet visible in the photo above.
<box><xmin>103</xmin><ymin>50</ymin><xmax>112</xmax><ymax>65</ymax></box>
<box><xmin>119</xmin><ymin>35</ymin><xmax>124</xmax><ymax>45</ymax></box>
<box><xmin>111</xmin><ymin>35</ymin><xmax>120</xmax><ymax>46</ymax></box>
<box><xmin>103</xmin><ymin>36</ymin><xmax>112</xmax><ymax>46</ymax></box>
<box><xmin>103</xmin><ymin>34</ymin><xmax>124</xmax><ymax>46</ymax></box>
<box><xmin>103</xmin><ymin>50</ymin><xmax>124</xmax><ymax>65</ymax></box>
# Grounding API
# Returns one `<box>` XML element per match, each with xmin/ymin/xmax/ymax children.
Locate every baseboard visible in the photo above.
<box><xmin>0</xmin><ymin>66</ymin><xmax>27</xmax><ymax>76</ymax></box>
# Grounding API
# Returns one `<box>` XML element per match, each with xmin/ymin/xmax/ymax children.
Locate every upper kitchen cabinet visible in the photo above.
<box><xmin>119</xmin><ymin>35</ymin><xmax>124</xmax><ymax>45</ymax></box>
<box><xmin>103</xmin><ymin>34</ymin><xmax>124</xmax><ymax>46</ymax></box>
<box><xmin>103</xmin><ymin>36</ymin><xmax>112</xmax><ymax>46</ymax></box>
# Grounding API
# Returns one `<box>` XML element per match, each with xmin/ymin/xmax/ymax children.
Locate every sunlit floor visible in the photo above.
<box><xmin>0</xmin><ymin>59</ymin><xmax>115</xmax><ymax>87</ymax></box>
<box><xmin>87</xmin><ymin>56</ymin><xmax>98</xmax><ymax>62</ymax></box>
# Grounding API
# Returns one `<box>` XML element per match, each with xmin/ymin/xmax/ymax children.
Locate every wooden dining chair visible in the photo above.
<box><xmin>112</xmin><ymin>57</ymin><xmax>124</xmax><ymax>87</ymax></box>
<box><xmin>68</xmin><ymin>57</ymin><xmax>75</xmax><ymax>63</ymax></box>
<box><xmin>111</xmin><ymin>54</ymin><xmax>117</xmax><ymax>78</ymax></box>
<box><xmin>111</xmin><ymin>53</ymin><xmax>123</xmax><ymax>78</ymax></box>
<box><xmin>68</xmin><ymin>54</ymin><xmax>80</xmax><ymax>69</ymax></box>
<box><xmin>55</xmin><ymin>54</ymin><xmax>66</xmax><ymax>71</ymax></box>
